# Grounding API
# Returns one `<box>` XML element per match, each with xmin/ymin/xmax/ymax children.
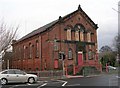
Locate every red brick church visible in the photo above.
<box><xmin>11</xmin><ymin>5</ymin><xmax>102</xmax><ymax>75</ymax></box>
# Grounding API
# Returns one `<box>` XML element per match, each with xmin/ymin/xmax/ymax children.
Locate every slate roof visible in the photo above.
<box><xmin>17</xmin><ymin>5</ymin><xmax>98</xmax><ymax>43</ymax></box>
<box><xmin>18</xmin><ymin>19</ymin><xmax>58</xmax><ymax>42</ymax></box>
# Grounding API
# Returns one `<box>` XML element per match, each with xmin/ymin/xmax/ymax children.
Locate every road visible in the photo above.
<box><xmin>0</xmin><ymin>74</ymin><xmax>119</xmax><ymax>88</ymax></box>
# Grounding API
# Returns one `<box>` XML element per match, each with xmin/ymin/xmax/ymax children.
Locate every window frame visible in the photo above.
<box><xmin>36</xmin><ymin>40</ymin><xmax>39</xmax><ymax>58</ymax></box>
<box><xmin>68</xmin><ymin>48</ymin><xmax>73</xmax><ymax>60</ymax></box>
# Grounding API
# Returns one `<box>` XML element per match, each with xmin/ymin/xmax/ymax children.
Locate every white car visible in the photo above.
<box><xmin>0</xmin><ymin>69</ymin><xmax>38</xmax><ymax>85</ymax></box>
<box><xmin>107</xmin><ymin>66</ymin><xmax>117</xmax><ymax>70</ymax></box>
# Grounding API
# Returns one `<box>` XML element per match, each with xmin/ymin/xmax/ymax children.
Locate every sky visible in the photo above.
<box><xmin>0</xmin><ymin>0</ymin><xmax>119</xmax><ymax>50</ymax></box>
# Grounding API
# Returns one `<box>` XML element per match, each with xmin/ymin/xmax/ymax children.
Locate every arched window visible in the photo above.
<box><xmin>74</xmin><ymin>24</ymin><xmax>85</xmax><ymax>41</ymax></box>
<box><xmin>29</xmin><ymin>43</ymin><xmax>32</xmax><ymax>59</ymax></box>
<box><xmin>68</xmin><ymin>48</ymin><xmax>73</xmax><ymax>59</ymax></box>
<box><xmin>54</xmin><ymin>38</ymin><xmax>58</xmax><ymax>51</ymax></box>
<box><xmin>66</xmin><ymin>26</ymin><xmax>72</xmax><ymax>40</ymax></box>
<box><xmin>75</xmin><ymin>30</ymin><xmax>79</xmax><ymax>41</ymax></box>
<box><xmin>87</xmin><ymin>32</ymin><xmax>91</xmax><ymax>42</ymax></box>
<box><xmin>23</xmin><ymin>45</ymin><xmax>26</xmax><ymax>59</ymax></box>
<box><xmin>36</xmin><ymin>40</ymin><xmax>39</xmax><ymax>57</ymax></box>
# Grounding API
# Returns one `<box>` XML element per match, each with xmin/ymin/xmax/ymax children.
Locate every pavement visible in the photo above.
<box><xmin>38</xmin><ymin>71</ymin><xmax>118</xmax><ymax>81</ymax></box>
<box><xmin>38</xmin><ymin>74</ymin><xmax>101</xmax><ymax>81</ymax></box>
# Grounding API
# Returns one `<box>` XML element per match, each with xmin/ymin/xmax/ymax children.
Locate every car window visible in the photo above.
<box><xmin>8</xmin><ymin>70</ymin><xmax>15</xmax><ymax>74</ymax></box>
<box><xmin>1</xmin><ymin>71</ymin><xmax>8</xmax><ymax>74</ymax></box>
<box><xmin>15</xmin><ymin>70</ymin><xmax>26</xmax><ymax>74</ymax></box>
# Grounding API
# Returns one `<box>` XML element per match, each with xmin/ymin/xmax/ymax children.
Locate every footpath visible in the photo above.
<box><xmin>38</xmin><ymin>74</ymin><xmax>101</xmax><ymax>81</ymax></box>
<box><xmin>38</xmin><ymin>71</ymin><xmax>118</xmax><ymax>81</ymax></box>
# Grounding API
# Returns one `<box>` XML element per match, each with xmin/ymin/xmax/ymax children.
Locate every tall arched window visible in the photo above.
<box><xmin>29</xmin><ymin>43</ymin><xmax>32</xmax><ymax>59</ymax></box>
<box><xmin>68</xmin><ymin>48</ymin><xmax>73</xmax><ymax>59</ymax></box>
<box><xmin>36</xmin><ymin>40</ymin><xmax>39</xmax><ymax>57</ymax></box>
<box><xmin>66</xmin><ymin>26</ymin><xmax>72</xmax><ymax>40</ymax></box>
<box><xmin>87</xmin><ymin>32</ymin><xmax>91</xmax><ymax>42</ymax></box>
<box><xmin>54</xmin><ymin>38</ymin><xmax>58</xmax><ymax>51</ymax></box>
<box><xmin>23</xmin><ymin>45</ymin><xmax>26</xmax><ymax>59</ymax></box>
<box><xmin>74</xmin><ymin>24</ymin><xmax>85</xmax><ymax>41</ymax></box>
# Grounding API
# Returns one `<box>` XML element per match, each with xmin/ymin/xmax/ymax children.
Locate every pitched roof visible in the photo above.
<box><xmin>17</xmin><ymin>5</ymin><xmax>98</xmax><ymax>43</ymax></box>
<box><xmin>18</xmin><ymin>19</ymin><xmax>58</xmax><ymax>42</ymax></box>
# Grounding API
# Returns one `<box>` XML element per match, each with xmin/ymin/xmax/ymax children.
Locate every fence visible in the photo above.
<box><xmin>27</xmin><ymin>70</ymin><xmax>63</xmax><ymax>78</ymax></box>
<box><xmin>82</xmin><ymin>66</ymin><xmax>101</xmax><ymax>76</ymax></box>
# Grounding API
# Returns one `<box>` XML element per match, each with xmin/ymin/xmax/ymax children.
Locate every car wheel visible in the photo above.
<box><xmin>28</xmin><ymin>77</ymin><xmax>35</xmax><ymax>84</ymax></box>
<box><xmin>1</xmin><ymin>78</ymin><xmax>7</xmax><ymax>85</ymax></box>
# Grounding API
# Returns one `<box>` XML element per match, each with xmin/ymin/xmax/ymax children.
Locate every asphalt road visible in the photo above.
<box><xmin>0</xmin><ymin>73</ymin><xmax>119</xmax><ymax>88</ymax></box>
<box><xmin>64</xmin><ymin>74</ymin><xmax>119</xmax><ymax>86</ymax></box>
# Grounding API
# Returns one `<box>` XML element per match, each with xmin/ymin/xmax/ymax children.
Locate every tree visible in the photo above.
<box><xmin>99</xmin><ymin>45</ymin><xmax>116</xmax><ymax>67</ymax></box>
<box><xmin>0</xmin><ymin>21</ymin><xmax>18</xmax><ymax>56</ymax></box>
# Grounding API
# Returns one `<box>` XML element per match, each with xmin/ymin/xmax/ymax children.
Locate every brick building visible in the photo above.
<box><xmin>11</xmin><ymin>5</ymin><xmax>102</xmax><ymax>75</ymax></box>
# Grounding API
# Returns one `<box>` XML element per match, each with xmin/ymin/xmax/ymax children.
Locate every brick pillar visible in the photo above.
<box><xmin>65</xmin><ymin>66</ymin><xmax>68</xmax><ymax>76</ymax></box>
<box><xmin>106</xmin><ymin>63</ymin><xmax>108</xmax><ymax>72</ymax></box>
<box><xmin>73</xmin><ymin>65</ymin><xmax>76</xmax><ymax>75</ymax></box>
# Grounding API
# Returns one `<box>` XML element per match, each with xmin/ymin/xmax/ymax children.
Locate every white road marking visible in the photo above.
<box><xmin>67</xmin><ymin>84</ymin><xmax>80</xmax><ymax>86</ymax></box>
<box><xmin>62</xmin><ymin>81</ymin><xmax>67</xmax><ymax>86</ymax></box>
<box><xmin>57</xmin><ymin>80</ymin><xmax>68</xmax><ymax>86</ymax></box>
<box><xmin>9</xmin><ymin>85</ymin><xmax>19</xmax><ymax>88</ymax></box>
<box><xmin>37</xmin><ymin>83</ymin><xmax>47</xmax><ymax>88</ymax></box>
<box><xmin>37</xmin><ymin>81</ymin><xmax>48</xmax><ymax>83</ymax></box>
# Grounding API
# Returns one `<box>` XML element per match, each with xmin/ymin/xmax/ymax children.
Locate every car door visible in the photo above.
<box><xmin>14</xmin><ymin>70</ymin><xmax>27</xmax><ymax>82</ymax></box>
<box><xmin>6</xmin><ymin>70</ymin><xmax>17</xmax><ymax>83</ymax></box>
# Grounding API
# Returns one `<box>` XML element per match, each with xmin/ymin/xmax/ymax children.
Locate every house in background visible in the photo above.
<box><xmin>11</xmin><ymin>5</ymin><xmax>102</xmax><ymax>75</ymax></box>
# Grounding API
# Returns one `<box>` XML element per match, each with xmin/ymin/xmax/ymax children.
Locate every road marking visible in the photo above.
<box><xmin>57</xmin><ymin>80</ymin><xmax>68</xmax><ymax>86</ymax></box>
<box><xmin>9</xmin><ymin>85</ymin><xmax>19</xmax><ymax>88</ymax></box>
<box><xmin>37</xmin><ymin>81</ymin><xmax>48</xmax><ymax>83</ymax></box>
<box><xmin>67</xmin><ymin>84</ymin><xmax>80</xmax><ymax>86</ymax></box>
<box><xmin>37</xmin><ymin>83</ymin><xmax>47</xmax><ymax>88</ymax></box>
<box><xmin>62</xmin><ymin>81</ymin><xmax>67</xmax><ymax>86</ymax></box>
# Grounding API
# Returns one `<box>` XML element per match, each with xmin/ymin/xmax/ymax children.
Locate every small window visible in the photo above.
<box><xmin>36</xmin><ymin>40</ymin><xmax>39</xmax><ymax>58</ymax></box>
<box><xmin>75</xmin><ymin>30</ymin><xmax>79</xmax><ymax>41</ymax></box>
<box><xmin>80</xmin><ymin>32</ymin><xmax>84</xmax><ymax>41</ymax></box>
<box><xmin>54</xmin><ymin>39</ymin><xmax>58</xmax><ymax>51</ymax></box>
<box><xmin>68</xmin><ymin>48</ymin><xmax>73</xmax><ymax>59</ymax></box>
<box><xmin>23</xmin><ymin>45</ymin><xmax>26</xmax><ymax>59</ymax></box>
<box><xmin>66</xmin><ymin>26</ymin><xmax>72</xmax><ymax>40</ymax></box>
<box><xmin>87</xmin><ymin>32</ymin><xmax>91</xmax><ymax>42</ymax></box>
<box><xmin>29</xmin><ymin>43</ymin><xmax>32</xmax><ymax>59</ymax></box>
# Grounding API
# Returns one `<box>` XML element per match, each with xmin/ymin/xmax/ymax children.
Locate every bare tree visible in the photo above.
<box><xmin>0</xmin><ymin>21</ymin><xmax>18</xmax><ymax>55</ymax></box>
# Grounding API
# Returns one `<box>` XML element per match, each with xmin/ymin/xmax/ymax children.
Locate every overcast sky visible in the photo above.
<box><xmin>0</xmin><ymin>0</ymin><xmax>119</xmax><ymax>50</ymax></box>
